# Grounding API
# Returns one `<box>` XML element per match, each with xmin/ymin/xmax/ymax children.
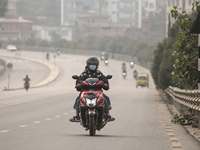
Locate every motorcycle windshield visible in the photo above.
<box><xmin>83</xmin><ymin>78</ymin><xmax>101</xmax><ymax>91</ymax></box>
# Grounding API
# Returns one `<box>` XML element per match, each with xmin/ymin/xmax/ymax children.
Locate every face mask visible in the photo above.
<box><xmin>89</xmin><ymin>65</ymin><xmax>97</xmax><ymax>70</ymax></box>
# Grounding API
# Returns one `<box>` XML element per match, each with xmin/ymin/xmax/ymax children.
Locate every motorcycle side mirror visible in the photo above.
<box><xmin>106</xmin><ymin>75</ymin><xmax>112</xmax><ymax>79</ymax></box>
<box><xmin>72</xmin><ymin>75</ymin><xmax>79</xmax><ymax>79</ymax></box>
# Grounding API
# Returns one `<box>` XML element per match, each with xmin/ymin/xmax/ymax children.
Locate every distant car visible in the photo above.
<box><xmin>7</xmin><ymin>45</ymin><xmax>17</xmax><ymax>52</ymax></box>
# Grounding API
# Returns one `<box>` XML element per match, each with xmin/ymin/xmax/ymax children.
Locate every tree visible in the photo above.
<box><xmin>151</xmin><ymin>21</ymin><xmax>178</xmax><ymax>90</ymax></box>
<box><xmin>0</xmin><ymin>0</ymin><xmax>8</xmax><ymax>17</ymax></box>
<box><xmin>170</xmin><ymin>2</ymin><xmax>200</xmax><ymax>89</ymax></box>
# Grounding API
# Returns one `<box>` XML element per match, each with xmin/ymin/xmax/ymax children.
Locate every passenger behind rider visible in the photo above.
<box><xmin>69</xmin><ymin>57</ymin><xmax>115</xmax><ymax>122</ymax></box>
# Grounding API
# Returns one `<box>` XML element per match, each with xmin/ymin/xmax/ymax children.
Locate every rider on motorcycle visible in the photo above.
<box><xmin>133</xmin><ymin>69</ymin><xmax>138</xmax><ymax>74</ymax></box>
<box><xmin>23</xmin><ymin>75</ymin><xmax>31</xmax><ymax>86</ymax></box>
<box><xmin>122</xmin><ymin>62</ymin><xmax>126</xmax><ymax>72</ymax></box>
<box><xmin>133</xmin><ymin>70</ymin><xmax>138</xmax><ymax>78</ymax></box>
<box><xmin>70</xmin><ymin>57</ymin><xmax>115</xmax><ymax>122</ymax></box>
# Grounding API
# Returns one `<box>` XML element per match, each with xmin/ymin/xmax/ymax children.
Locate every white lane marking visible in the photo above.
<box><xmin>45</xmin><ymin>118</ymin><xmax>52</xmax><ymax>120</ymax></box>
<box><xmin>55</xmin><ymin>115</ymin><xmax>60</xmax><ymax>118</ymax></box>
<box><xmin>0</xmin><ymin>130</ymin><xmax>9</xmax><ymax>133</ymax></box>
<box><xmin>0</xmin><ymin>92</ymin><xmax>69</xmax><ymax>108</ymax></box>
<box><xmin>19</xmin><ymin>125</ymin><xmax>28</xmax><ymax>128</ymax></box>
<box><xmin>70</xmin><ymin>111</ymin><xmax>74</xmax><ymax>113</ymax></box>
<box><xmin>63</xmin><ymin>113</ymin><xmax>68</xmax><ymax>115</ymax></box>
<box><xmin>34</xmin><ymin>121</ymin><xmax>41</xmax><ymax>124</ymax></box>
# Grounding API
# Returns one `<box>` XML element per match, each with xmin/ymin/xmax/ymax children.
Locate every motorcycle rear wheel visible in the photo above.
<box><xmin>89</xmin><ymin>116</ymin><xmax>95</xmax><ymax>136</ymax></box>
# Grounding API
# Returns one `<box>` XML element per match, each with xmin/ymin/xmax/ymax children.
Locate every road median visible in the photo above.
<box><xmin>0</xmin><ymin>54</ymin><xmax>60</xmax><ymax>91</ymax></box>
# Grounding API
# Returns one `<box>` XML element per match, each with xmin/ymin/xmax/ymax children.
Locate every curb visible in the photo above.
<box><xmin>160</xmin><ymin>92</ymin><xmax>200</xmax><ymax>143</ymax></box>
<box><xmin>0</xmin><ymin>54</ymin><xmax>60</xmax><ymax>91</ymax></box>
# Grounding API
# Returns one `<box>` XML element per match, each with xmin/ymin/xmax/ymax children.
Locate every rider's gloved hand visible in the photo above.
<box><xmin>76</xmin><ymin>84</ymin><xmax>82</xmax><ymax>91</ymax></box>
<box><xmin>103</xmin><ymin>84</ymin><xmax>109</xmax><ymax>90</ymax></box>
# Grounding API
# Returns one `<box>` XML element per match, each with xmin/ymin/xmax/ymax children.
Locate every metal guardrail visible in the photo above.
<box><xmin>165</xmin><ymin>86</ymin><xmax>200</xmax><ymax>111</ymax></box>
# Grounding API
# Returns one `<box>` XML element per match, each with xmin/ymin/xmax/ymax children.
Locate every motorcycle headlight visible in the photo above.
<box><xmin>85</xmin><ymin>98</ymin><xmax>97</xmax><ymax>107</ymax></box>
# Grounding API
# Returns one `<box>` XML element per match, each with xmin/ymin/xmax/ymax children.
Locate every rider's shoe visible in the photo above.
<box><xmin>69</xmin><ymin>115</ymin><xmax>81</xmax><ymax>122</ymax></box>
<box><xmin>105</xmin><ymin>114</ymin><xmax>115</xmax><ymax>122</ymax></box>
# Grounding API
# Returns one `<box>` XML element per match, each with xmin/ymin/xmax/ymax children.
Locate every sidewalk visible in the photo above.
<box><xmin>0</xmin><ymin>54</ymin><xmax>60</xmax><ymax>91</ymax></box>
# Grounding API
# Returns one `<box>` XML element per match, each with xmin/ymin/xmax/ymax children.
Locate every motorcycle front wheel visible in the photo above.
<box><xmin>89</xmin><ymin>116</ymin><xmax>95</xmax><ymax>136</ymax></box>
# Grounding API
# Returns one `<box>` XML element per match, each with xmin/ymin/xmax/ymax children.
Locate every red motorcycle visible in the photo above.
<box><xmin>72</xmin><ymin>75</ymin><xmax>112</xmax><ymax>136</ymax></box>
<box><xmin>24</xmin><ymin>82</ymin><xmax>29</xmax><ymax>91</ymax></box>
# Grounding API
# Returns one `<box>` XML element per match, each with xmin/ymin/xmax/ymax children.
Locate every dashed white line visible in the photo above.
<box><xmin>45</xmin><ymin>118</ymin><xmax>52</xmax><ymax>120</ymax></box>
<box><xmin>63</xmin><ymin>113</ymin><xmax>68</xmax><ymax>115</ymax></box>
<box><xmin>34</xmin><ymin>121</ymin><xmax>41</xmax><ymax>124</ymax></box>
<box><xmin>19</xmin><ymin>125</ymin><xmax>28</xmax><ymax>128</ymax></box>
<box><xmin>0</xmin><ymin>130</ymin><xmax>9</xmax><ymax>133</ymax></box>
<box><xmin>70</xmin><ymin>111</ymin><xmax>74</xmax><ymax>113</ymax></box>
<box><xmin>55</xmin><ymin>115</ymin><xmax>61</xmax><ymax>118</ymax></box>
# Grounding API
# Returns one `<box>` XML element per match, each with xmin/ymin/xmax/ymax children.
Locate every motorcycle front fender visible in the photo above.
<box><xmin>88</xmin><ymin>109</ymin><xmax>96</xmax><ymax>116</ymax></box>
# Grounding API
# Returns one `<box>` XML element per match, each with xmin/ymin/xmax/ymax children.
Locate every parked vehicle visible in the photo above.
<box><xmin>136</xmin><ymin>74</ymin><xmax>149</xmax><ymax>88</ymax></box>
<box><xmin>7</xmin><ymin>45</ymin><xmax>17</xmax><ymax>52</ymax></box>
<box><xmin>72</xmin><ymin>75</ymin><xmax>112</xmax><ymax>136</ymax></box>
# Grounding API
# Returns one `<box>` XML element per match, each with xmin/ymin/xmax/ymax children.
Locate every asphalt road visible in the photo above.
<box><xmin>0</xmin><ymin>50</ymin><xmax>200</xmax><ymax>150</ymax></box>
<box><xmin>0</xmin><ymin>55</ymin><xmax>49</xmax><ymax>90</ymax></box>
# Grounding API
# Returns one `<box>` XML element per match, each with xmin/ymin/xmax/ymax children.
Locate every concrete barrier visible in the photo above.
<box><xmin>0</xmin><ymin>58</ymin><xmax>6</xmax><ymax>77</ymax></box>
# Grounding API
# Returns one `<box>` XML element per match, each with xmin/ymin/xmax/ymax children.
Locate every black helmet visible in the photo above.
<box><xmin>86</xmin><ymin>57</ymin><xmax>99</xmax><ymax>70</ymax></box>
<box><xmin>86</xmin><ymin>57</ymin><xmax>99</xmax><ymax>65</ymax></box>
<box><xmin>122</xmin><ymin>62</ymin><xmax>126</xmax><ymax>65</ymax></box>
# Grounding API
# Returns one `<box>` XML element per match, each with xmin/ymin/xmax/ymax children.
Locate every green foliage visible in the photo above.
<box><xmin>170</xmin><ymin>3</ymin><xmax>199</xmax><ymax>89</ymax></box>
<box><xmin>171</xmin><ymin>109</ymin><xmax>194</xmax><ymax>125</ymax></box>
<box><xmin>0</xmin><ymin>0</ymin><xmax>8</xmax><ymax>17</ymax></box>
<box><xmin>151</xmin><ymin>22</ymin><xmax>178</xmax><ymax>90</ymax></box>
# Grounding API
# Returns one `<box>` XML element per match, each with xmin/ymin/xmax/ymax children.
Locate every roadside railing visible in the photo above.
<box><xmin>165</xmin><ymin>86</ymin><xmax>200</xmax><ymax>128</ymax></box>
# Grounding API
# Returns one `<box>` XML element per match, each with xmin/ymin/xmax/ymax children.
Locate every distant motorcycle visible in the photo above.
<box><xmin>134</xmin><ymin>73</ymin><xmax>138</xmax><ymax>79</ymax></box>
<box><xmin>24</xmin><ymin>82</ymin><xmax>29</xmax><ymax>91</ymax></box>
<box><xmin>100</xmin><ymin>55</ymin><xmax>104</xmax><ymax>61</ymax></box>
<box><xmin>46</xmin><ymin>53</ymin><xmax>50</xmax><ymax>60</ymax></box>
<box><xmin>122</xmin><ymin>70</ymin><xmax>127</xmax><ymax>79</ymax></box>
<box><xmin>104</xmin><ymin>59</ymin><xmax>109</xmax><ymax>66</ymax></box>
<box><xmin>133</xmin><ymin>70</ymin><xmax>138</xmax><ymax>79</ymax></box>
<box><xmin>130</xmin><ymin>62</ymin><xmax>134</xmax><ymax>69</ymax></box>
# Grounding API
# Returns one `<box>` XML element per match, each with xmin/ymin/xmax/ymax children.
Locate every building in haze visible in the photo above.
<box><xmin>61</xmin><ymin>0</ymin><xmax>104</xmax><ymax>26</ymax></box>
<box><xmin>6</xmin><ymin>0</ymin><xmax>17</xmax><ymax>17</ymax></box>
<box><xmin>76</xmin><ymin>13</ymin><xmax>126</xmax><ymax>38</ymax></box>
<box><xmin>0</xmin><ymin>17</ymin><xmax>33</xmax><ymax>40</ymax></box>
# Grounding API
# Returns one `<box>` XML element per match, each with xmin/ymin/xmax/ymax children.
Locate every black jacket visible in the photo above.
<box><xmin>76</xmin><ymin>67</ymin><xmax>109</xmax><ymax>91</ymax></box>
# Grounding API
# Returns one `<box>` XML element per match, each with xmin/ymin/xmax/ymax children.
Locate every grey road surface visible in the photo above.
<box><xmin>0</xmin><ymin>50</ymin><xmax>200</xmax><ymax>150</ymax></box>
<box><xmin>0</xmin><ymin>56</ymin><xmax>49</xmax><ymax>90</ymax></box>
